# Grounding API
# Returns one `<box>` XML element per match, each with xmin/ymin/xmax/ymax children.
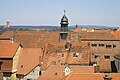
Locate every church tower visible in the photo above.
<box><xmin>60</xmin><ymin>10</ymin><xmax>69</xmax><ymax>41</ymax></box>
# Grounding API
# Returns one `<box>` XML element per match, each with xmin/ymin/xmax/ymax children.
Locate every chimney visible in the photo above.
<box><xmin>10</xmin><ymin>38</ymin><xmax>14</xmax><ymax>43</ymax></box>
<box><xmin>103</xmin><ymin>75</ymin><xmax>112</xmax><ymax>80</ymax></box>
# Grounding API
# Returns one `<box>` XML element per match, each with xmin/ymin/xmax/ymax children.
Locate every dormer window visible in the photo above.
<box><xmin>73</xmin><ymin>53</ymin><xmax>78</xmax><ymax>58</ymax></box>
<box><xmin>113</xmin><ymin>44</ymin><xmax>116</xmax><ymax>48</ymax></box>
<box><xmin>62</xmin><ymin>54</ymin><xmax>64</xmax><ymax>58</ymax></box>
<box><xmin>64</xmin><ymin>66</ymin><xmax>71</xmax><ymax>76</ymax></box>
<box><xmin>21</xmin><ymin>65</ymin><xmax>23</xmax><ymax>68</ymax></box>
<box><xmin>106</xmin><ymin>44</ymin><xmax>112</xmax><ymax>48</ymax></box>
<box><xmin>91</xmin><ymin>43</ymin><xmax>97</xmax><ymax>47</ymax></box>
<box><xmin>104</xmin><ymin>55</ymin><xmax>110</xmax><ymax>60</ymax></box>
<box><xmin>94</xmin><ymin>54</ymin><xmax>100</xmax><ymax>60</ymax></box>
<box><xmin>99</xmin><ymin>43</ymin><xmax>104</xmax><ymax>47</ymax></box>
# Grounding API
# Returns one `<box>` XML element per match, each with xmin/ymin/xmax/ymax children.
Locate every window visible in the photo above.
<box><xmin>91</xmin><ymin>43</ymin><xmax>97</xmax><ymax>47</ymax></box>
<box><xmin>104</xmin><ymin>55</ymin><xmax>110</xmax><ymax>60</ymax></box>
<box><xmin>62</xmin><ymin>54</ymin><xmax>64</xmax><ymax>58</ymax></box>
<box><xmin>73</xmin><ymin>53</ymin><xmax>78</xmax><ymax>58</ymax></box>
<box><xmin>3</xmin><ymin>72</ymin><xmax>11</xmax><ymax>77</ymax></box>
<box><xmin>106</xmin><ymin>44</ymin><xmax>112</xmax><ymax>48</ymax></box>
<box><xmin>0</xmin><ymin>61</ymin><xmax>3</xmax><ymax>70</ymax></box>
<box><xmin>94</xmin><ymin>55</ymin><xmax>100</xmax><ymax>60</ymax></box>
<box><xmin>113</xmin><ymin>44</ymin><xmax>116</xmax><ymax>48</ymax></box>
<box><xmin>99</xmin><ymin>43</ymin><xmax>104</xmax><ymax>47</ymax></box>
<box><xmin>21</xmin><ymin>65</ymin><xmax>23</xmax><ymax>68</ymax></box>
<box><xmin>39</xmin><ymin>71</ymin><xmax>42</xmax><ymax>75</ymax></box>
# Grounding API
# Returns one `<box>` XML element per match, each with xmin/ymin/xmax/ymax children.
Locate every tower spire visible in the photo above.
<box><xmin>64</xmin><ymin>10</ymin><xmax>66</xmax><ymax>15</ymax></box>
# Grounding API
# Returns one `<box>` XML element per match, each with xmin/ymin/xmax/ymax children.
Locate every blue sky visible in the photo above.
<box><xmin>0</xmin><ymin>0</ymin><xmax>120</xmax><ymax>26</ymax></box>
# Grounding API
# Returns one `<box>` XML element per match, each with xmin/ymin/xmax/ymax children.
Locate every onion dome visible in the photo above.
<box><xmin>60</xmin><ymin>10</ymin><xmax>69</xmax><ymax>25</ymax></box>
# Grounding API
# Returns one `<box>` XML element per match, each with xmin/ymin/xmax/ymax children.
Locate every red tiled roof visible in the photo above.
<box><xmin>0</xmin><ymin>42</ymin><xmax>20</xmax><ymax>58</ymax></box>
<box><xmin>0</xmin><ymin>31</ymin><xmax>60</xmax><ymax>48</ymax></box>
<box><xmin>78</xmin><ymin>32</ymin><xmax>118</xmax><ymax>40</ymax></box>
<box><xmin>94</xmin><ymin>30</ymin><xmax>112</xmax><ymax>33</ymax></box>
<box><xmin>70</xmin><ymin>66</ymin><xmax>94</xmax><ymax>73</ymax></box>
<box><xmin>42</xmin><ymin>42</ymin><xmax>90</xmax><ymax>66</ymax></box>
<box><xmin>65</xmin><ymin>73</ymin><xmax>120</xmax><ymax>80</ymax></box>
<box><xmin>73</xmin><ymin>28</ymin><xmax>82</xmax><ymax>32</ymax></box>
<box><xmin>65</xmin><ymin>73</ymin><xmax>104</xmax><ymax>80</ymax></box>
<box><xmin>38</xmin><ymin>65</ymin><xmax>66</xmax><ymax>80</ymax></box>
<box><xmin>112</xmin><ymin>30</ymin><xmax>120</xmax><ymax>40</ymax></box>
<box><xmin>100</xmin><ymin>61</ymin><xmax>111</xmax><ymax>72</ymax></box>
<box><xmin>38</xmin><ymin>65</ymin><xmax>94</xmax><ymax>80</ymax></box>
<box><xmin>17</xmin><ymin>48</ymin><xmax>43</xmax><ymax>75</ymax></box>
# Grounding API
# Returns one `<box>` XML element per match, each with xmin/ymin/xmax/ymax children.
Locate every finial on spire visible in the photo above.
<box><xmin>64</xmin><ymin>10</ymin><xmax>66</xmax><ymax>15</ymax></box>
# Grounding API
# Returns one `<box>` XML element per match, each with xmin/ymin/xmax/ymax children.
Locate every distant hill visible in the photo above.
<box><xmin>69</xmin><ymin>25</ymin><xmax>117</xmax><ymax>30</ymax></box>
<box><xmin>0</xmin><ymin>25</ymin><xmax>117</xmax><ymax>31</ymax></box>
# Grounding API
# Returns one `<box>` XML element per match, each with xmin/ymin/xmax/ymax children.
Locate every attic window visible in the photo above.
<box><xmin>113</xmin><ymin>44</ymin><xmax>116</xmax><ymax>48</ymax></box>
<box><xmin>99</xmin><ymin>43</ymin><xmax>104</xmax><ymax>47</ymax></box>
<box><xmin>104</xmin><ymin>55</ymin><xmax>110</xmax><ymax>60</ymax></box>
<box><xmin>94</xmin><ymin>55</ymin><xmax>100</xmax><ymax>60</ymax></box>
<box><xmin>21</xmin><ymin>65</ymin><xmax>23</xmax><ymax>68</ymax></box>
<box><xmin>91</xmin><ymin>43</ymin><xmax>97</xmax><ymax>47</ymax></box>
<box><xmin>62</xmin><ymin>54</ymin><xmax>64</xmax><ymax>58</ymax></box>
<box><xmin>39</xmin><ymin>71</ymin><xmax>42</xmax><ymax>75</ymax></box>
<box><xmin>55</xmin><ymin>72</ymin><xmax>57</xmax><ymax>75</ymax></box>
<box><xmin>106</xmin><ymin>44</ymin><xmax>112</xmax><ymax>48</ymax></box>
<box><xmin>73</xmin><ymin>53</ymin><xmax>78</xmax><ymax>58</ymax></box>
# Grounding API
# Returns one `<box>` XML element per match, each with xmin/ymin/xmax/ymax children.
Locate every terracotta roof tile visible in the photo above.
<box><xmin>0</xmin><ymin>42</ymin><xmax>20</xmax><ymax>58</ymax></box>
<box><xmin>17</xmin><ymin>48</ymin><xmax>43</xmax><ymax>75</ymax></box>
<box><xmin>42</xmin><ymin>42</ymin><xmax>90</xmax><ymax>66</ymax></box>
<box><xmin>38</xmin><ymin>65</ymin><xmax>94</xmax><ymax>80</ymax></box>
<box><xmin>112</xmin><ymin>30</ymin><xmax>120</xmax><ymax>40</ymax></box>
<box><xmin>78</xmin><ymin>32</ymin><xmax>118</xmax><ymax>40</ymax></box>
<box><xmin>38</xmin><ymin>65</ymin><xmax>66</xmax><ymax>80</ymax></box>
<box><xmin>73</xmin><ymin>28</ymin><xmax>82</xmax><ymax>32</ymax></box>
<box><xmin>100</xmin><ymin>61</ymin><xmax>111</xmax><ymax>72</ymax></box>
<box><xmin>94</xmin><ymin>30</ymin><xmax>112</xmax><ymax>33</ymax></box>
<box><xmin>66</xmin><ymin>73</ymin><xmax>120</xmax><ymax>80</ymax></box>
<box><xmin>66</xmin><ymin>73</ymin><xmax>104</xmax><ymax>80</ymax></box>
<box><xmin>0</xmin><ymin>31</ymin><xmax>60</xmax><ymax>48</ymax></box>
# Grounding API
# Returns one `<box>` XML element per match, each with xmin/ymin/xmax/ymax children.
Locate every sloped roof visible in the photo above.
<box><xmin>94</xmin><ymin>30</ymin><xmax>112</xmax><ymax>33</ymax></box>
<box><xmin>42</xmin><ymin>42</ymin><xmax>90</xmax><ymax>66</ymax></box>
<box><xmin>112</xmin><ymin>30</ymin><xmax>120</xmax><ymax>40</ymax></box>
<box><xmin>100</xmin><ymin>61</ymin><xmax>111</xmax><ymax>72</ymax></box>
<box><xmin>114</xmin><ymin>54</ymin><xmax>120</xmax><ymax>60</ymax></box>
<box><xmin>38</xmin><ymin>65</ymin><xmax>94</xmax><ymax>80</ymax></box>
<box><xmin>78</xmin><ymin>32</ymin><xmax>118</xmax><ymax>41</ymax></box>
<box><xmin>0</xmin><ymin>31</ymin><xmax>60</xmax><ymax>48</ymax></box>
<box><xmin>66</xmin><ymin>73</ymin><xmax>104</xmax><ymax>80</ymax></box>
<box><xmin>0</xmin><ymin>42</ymin><xmax>20</xmax><ymax>58</ymax></box>
<box><xmin>38</xmin><ymin>65</ymin><xmax>66</xmax><ymax>80</ymax></box>
<box><xmin>17</xmin><ymin>48</ymin><xmax>43</xmax><ymax>75</ymax></box>
<box><xmin>73</xmin><ymin>28</ymin><xmax>82</xmax><ymax>32</ymax></box>
<box><xmin>65</xmin><ymin>73</ymin><xmax>120</xmax><ymax>80</ymax></box>
<box><xmin>0</xmin><ymin>31</ymin><xmax>14</xmax><ymax>38</ymax></box>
